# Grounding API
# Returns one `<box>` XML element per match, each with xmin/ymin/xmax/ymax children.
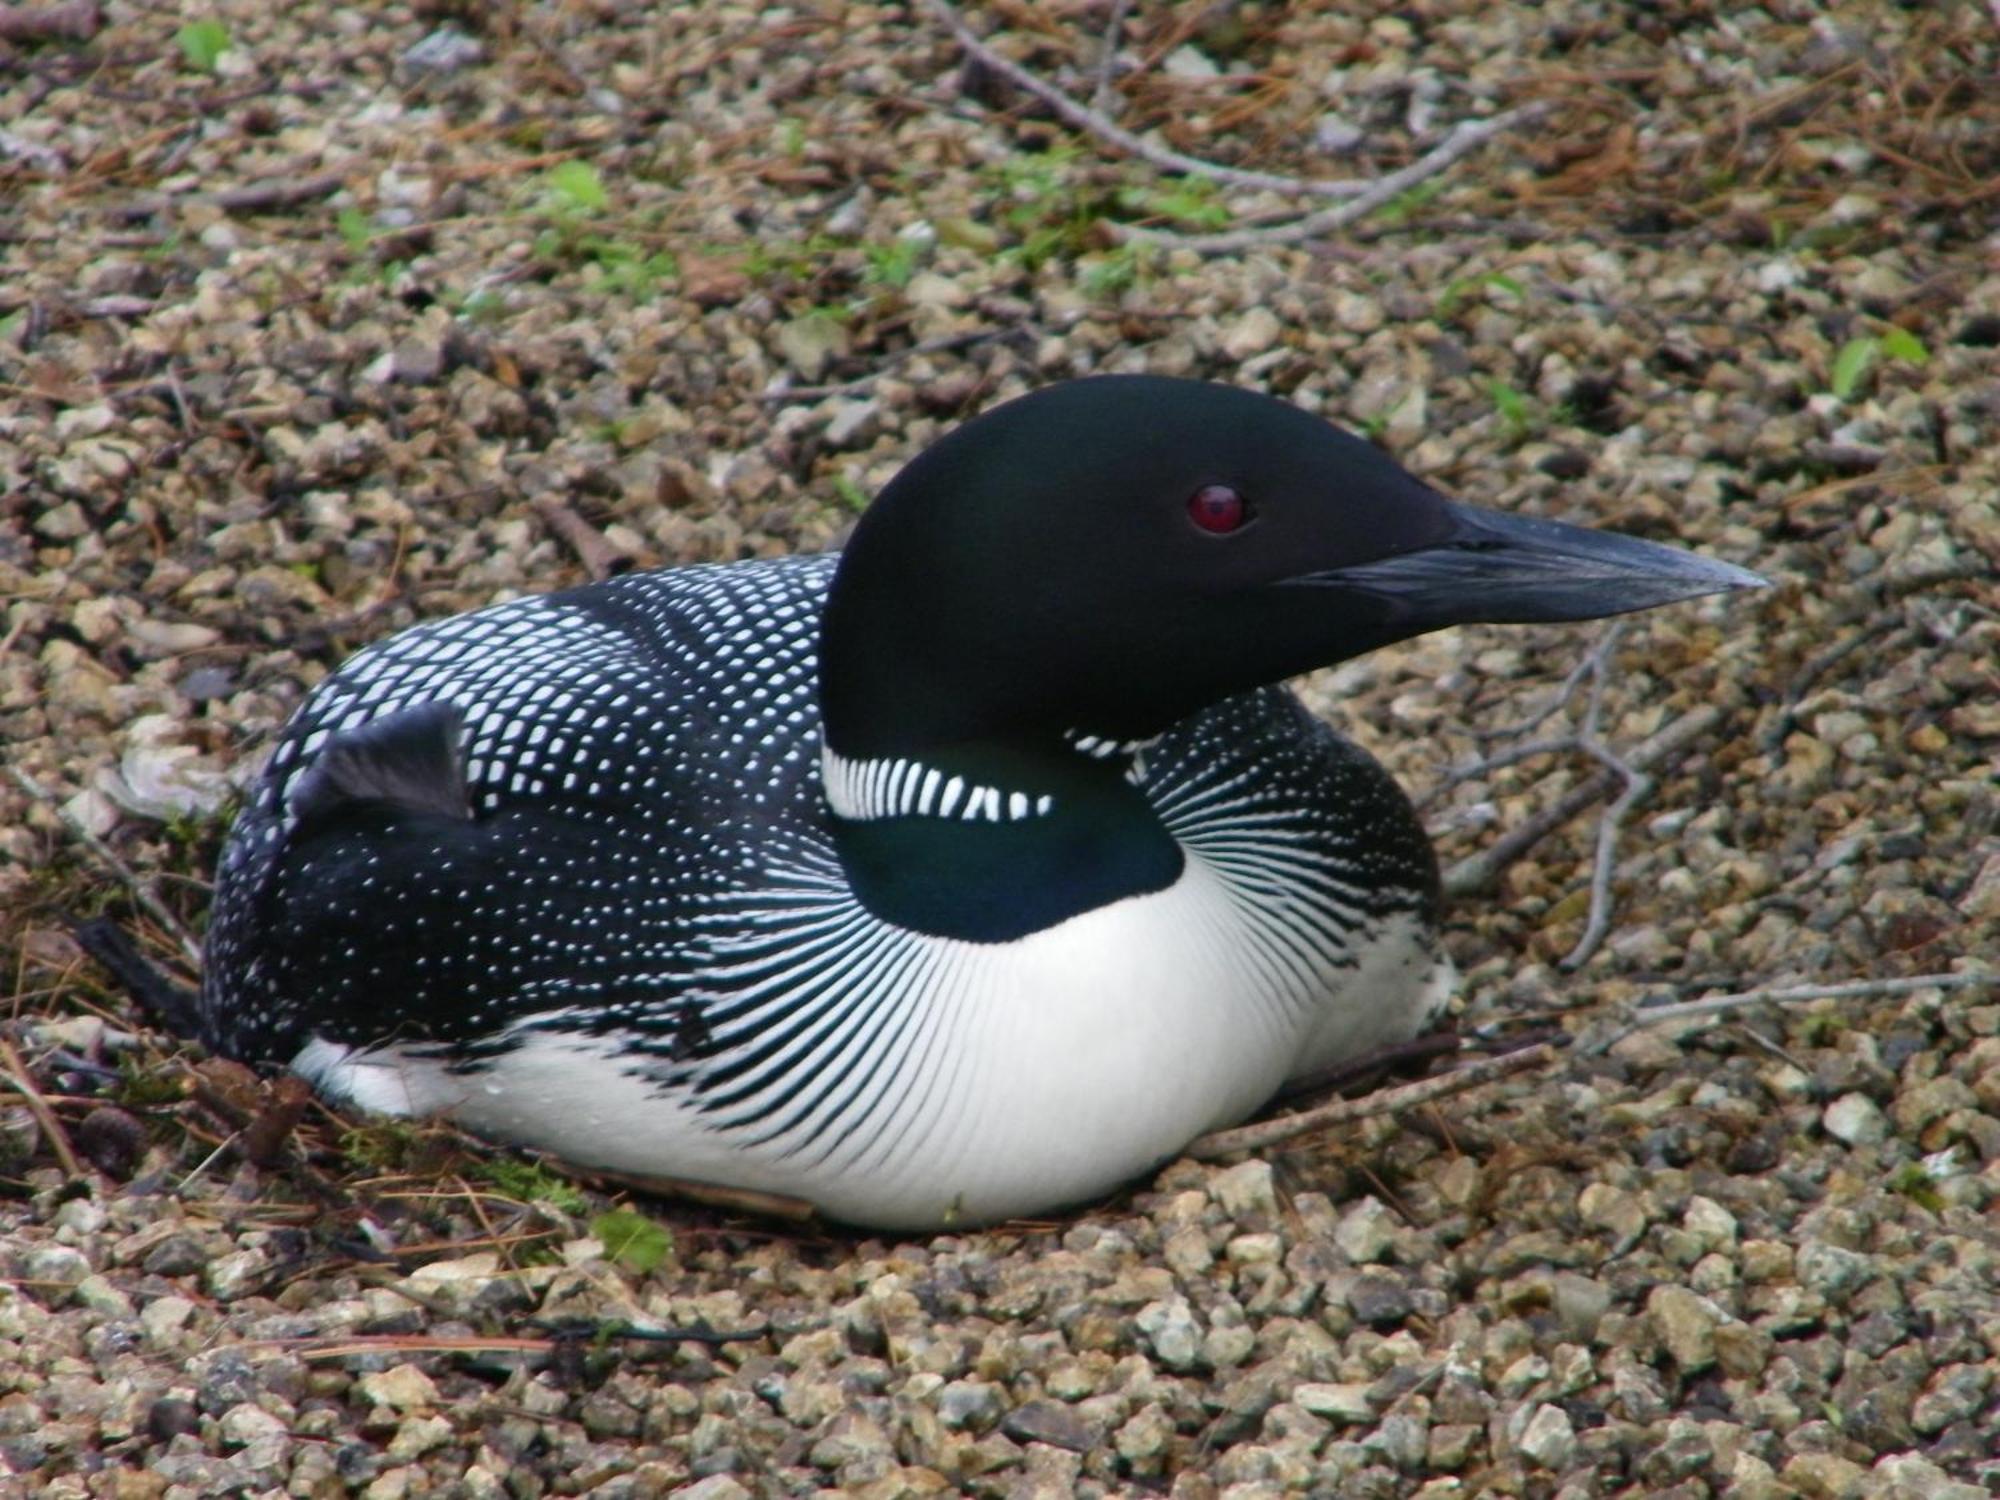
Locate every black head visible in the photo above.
<box><xmin>819</xmin><ymin>376</ymin><xmax>1762</xmax><ymax>758</ymax></box>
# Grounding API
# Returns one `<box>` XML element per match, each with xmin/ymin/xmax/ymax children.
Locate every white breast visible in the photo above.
<box><xmin>294</xmin><ymin>847</ymin><xmax>1449</xmax><ymax>1229</ymax></box>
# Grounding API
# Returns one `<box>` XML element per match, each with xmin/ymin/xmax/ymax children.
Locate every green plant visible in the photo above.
<box><xmin>1828</xmin><ymin>326</ymin><xmax>1928</xmax><ymax>401</ymax></box>
<box><xmin>526</xmin><ymin>163</ymin><xmax>678</xmax><ymax>302</ymax></box>
<box><xmin>1487</xmin><ymin>377</ymin><xmax>1535</xmax><ymax>440</ymax></box>
<box><xmin>176</xmin><ymin>18</ymin><xmax>231</xmax><ymax>72</ymax></box>
<box><xmin>831</xmin><ymin>474</ymin><xmax>870</xmax><ymax>513</ymax></box>
<box><xmin>340</xmin><ymin>1121</ymin><xmax>432</xmax><ymax>1173</ymax></box>
<box><xmin>1115</xmin><ymin>179</ymin><xmax>1231</xmax><ymax>231</ymax></box>
<box><xmin>590</xmin><ymin>1209</ymin><xmax>672</xmax><ymax>1274</ymax></box>
<box><xmin>115</xmin><ymin>1055</ymin><xmax>186</xmax><ymax>1110</ymax></box>
<box><xmin>1080</xmin><ymin>245</ymin><xmax>1145</xmax><ymax>298</ymax></box>
<box><xmin>544</xmin><ymin>160</ymin><xmax>608</xmax><ymax>216</ymax></box>
<box><xmin>860</xmin><ymin>238</ymin><xmax>921</xmax><ymax>289</ymax></box>
<box><xmin>1372</xmin><ymin>178</ymin><xmax>1447</xmax><ymax>227</ymax></box>
<box><xmin>1437</xmin><ymin>270</ymin><xmax>1526</xmax><ymax>318</ymax></box>
<box><xmin>988</xmin><ymin>146</ymin><xmax>1101</xmax><ymax>270</ymax></box>
<box><xmin>1886</xmin><ymin>1159</ymin><xmax>1946</xmax><ymax>1213</ymax></box>
<box><xmin>476</xmin><ymin>1157</ymin><xmax>591</xmax><ymax>1214</ymax></box>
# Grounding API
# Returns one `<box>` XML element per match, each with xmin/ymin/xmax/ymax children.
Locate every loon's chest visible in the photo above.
<box><xmin>300</xmin><ymin>841</ymin><xmax>1446</xmax><ymax>1228</ymax></box>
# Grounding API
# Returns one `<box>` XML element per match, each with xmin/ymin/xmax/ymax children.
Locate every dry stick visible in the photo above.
<box><xmin>1090</xmin><ymin>0</ymin><xmax>1137</xmax><ymax>114</ymax></box>
<box><xmin>211</xmin><ymin>172</ymin><xmax>347</xmax><ymax>213</ymax></box>
<box><xmin>923</xmin><ymin>0</ymin><xmax>1362</xmax><ymax>198</ymax></box>
<box><xmin>1184</xmin><ymin>1044</ymin><xmax>1555</xmax><ymax>1159</ymax></box>
<box><xmin>758</xmin><ymin>328</ymin><xmax>1016</xmax><ymax>404</ymax></box>
<box><xmin>0</xmin><ymin>1</ymin><xmax>100</xmax><ymax>42</ymax></box>
<box><xmin>585</xmin><ymin>1165</ymin><xmax>819</xmax><ymax>1223</ymax></box>
<box><xmin>1557</xmin><ymin>623</ymin><xmax>1647</xmax><ymax>970</ymax></box>
<box><xmin>7</xmin><ymin>767</ymin><xmax>204</xmax><ymax>970</ymax></box>
<box><xmin>1113</xmin><ymin>106</ymin><xmax>1550</xmax><ymax>254</ymax></box>
<box><xmin>527</xmin><ymin>495</ymin><xmax>632</xmax><ymax>580</ymax></box>
<box><xmin>1585</xmin><ymin>972</ymin><xmax>1992</xmax><ymax>1056</ymax></box>
<box><xmin>1416</xmin><ymin>629</ymin><xmax>1619</xmax><ymax>813</ymax></box>
<box><xmin>1441</xmin><ymin>703</ymin><xmax>1722</xmax><ymax>902</ymax></box>
<box><xmin>0</xmin><ymin>1038</ymin><xmax>87</xmax><ymax>1178</ymax></box>
<box><xmin>927</xmin><ymin>0</ymin><xmax>1544</xmax><ymax>218</ymax></box>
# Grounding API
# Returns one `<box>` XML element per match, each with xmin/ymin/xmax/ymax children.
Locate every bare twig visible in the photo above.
<box><xmin>1557</xmin><ymin>623</ymin><xmax>1651</xmax><ymax>970</ymax></box>
<box><xmin>1583</xmin><ymin>971</ymin><xmax>1992</xmax><ymax>1056</ymax></box>
<box><xmin>1273</xmin><ymin>1031</ymin><xmax>1465</xmax><ymax>1104</ymax></box>
<box><xmin>758</xmin><ymin>328</ymin><xmax>1017</xmax><ymax>404</ymax></box>
<box><xmin>0</xmin><ymin>1</ymin><xmax>100</xmax><ymax>43</ymax></box>
<box><xmin>1114</xmin><ymin>107</ymin><xmax>1550</xmax><ymax>252</ymax></box>
<box><xmin>0</xmin><ymin>1038</ymin><xmax>86</xmax><ymax>1178</ymax></box>
<box><xmin>7</xmin><ymin>766</ymin><xmax>204</xmax><ymax>970</ymax></box>
<box><xmin>1440</xmin><ymin>704</ymin><xmax>1723</xmax><ymax>901</ymax></box>
<box><xmin>1090</xmin><ymin>0</ymin><xmax>1136</xmax><ymax>114</ymax></box>
<box><xmin>925</xmin><ymin>0</ymin><xmax>1546</xmax><ymax>227</ymax></box>
<box><xmin>583</xmin><ymin>1165</ymin><xmax>820</xmax><ymax>1222</ymax></box>
<box><xmin>1758</xmin><ymin>616</ymin><xmax>1910</xmax><ymax>752</ymax></box>
<box><xmin>925</xmin><ymin>0</ymin><xmax>1348</xmax><ymax>198</ymax></box>
<box><xmin>1184</xmin><ymin>1044</ymin><xmax>1556</xmax><ymax>1159</ymax></box>
<box><xmin>527</xmin><ymin>496</ymin><xmax>633</xmax><ymax>580</ymax></box>
<box><xmin>212</xmin><ymin>171</ymin><xmax>347</xmax><ymax>213</ymax></box>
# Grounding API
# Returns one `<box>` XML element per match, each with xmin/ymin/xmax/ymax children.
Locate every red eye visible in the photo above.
<box><xmin>1188</xmin><ymin>484</ymin><xmax>1249</xmax><ymax>534</ymax></box>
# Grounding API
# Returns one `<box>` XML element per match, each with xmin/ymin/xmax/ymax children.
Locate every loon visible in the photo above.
<box><xmin>200</xmin><ymin>376</ymin><xmax>1761</xmax><ymax>1228</ymax></box>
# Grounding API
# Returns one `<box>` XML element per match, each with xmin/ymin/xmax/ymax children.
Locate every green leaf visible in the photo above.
<box><xmin>831</xmin><ymin>474</ymin><xmax>869</xmax><ymax>513</ymax></box>
<box><xmin>335</xmin><ymin>207</ymin><xmax>376</xmax><ymax>255</ymax></box>
<box><xmin>546</xmin><ymin>160</ymin><xmax>608</xmax><ymax>215</ymax></box>
<box><xmin>177</xmin><ymin>18</ymin><xmax>231</xmax><ymax>72</ymax></box>
<box><xmin>1488</xmin><ymin>377</ymin><xmax>1532</xmax><ymax>433</ymax></box>
<box><xmin>1829</xmin><ymin>336</ymin><xmax>1878</xmax><ymax>400</ymax></box>
<box><xmin>1877</xmin><ymin>326</ymin><xmax>1928</xmax><ymax>365</ymax></box>
<box><xmin>591</xmin><ymin>1209</ymin><xmax>672</xmax><ymax>1274</ymax></box>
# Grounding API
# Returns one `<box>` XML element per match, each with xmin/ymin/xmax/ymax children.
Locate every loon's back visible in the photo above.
<box><xmin>199</xmin><ymin>376</ymin><xmax>1760</xmax><ymax>1227</ymax></box>
<box><xmin>200</xmin><ymin>553</ymin><xmax>1446</xmax><ymax>1225</ymax></box>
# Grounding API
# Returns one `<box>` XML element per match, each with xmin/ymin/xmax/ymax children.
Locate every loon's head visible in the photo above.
<box><xmin>820</xmin><ymin>376</ymin><xmax>1763</xmax><ymax>758</ymax></box>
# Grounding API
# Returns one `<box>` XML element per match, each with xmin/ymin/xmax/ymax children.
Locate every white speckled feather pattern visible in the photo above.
<box><xmin>203</xmin><ymin>553</ymin><xmax>1448</xmax><ymax>1227</ymax></box>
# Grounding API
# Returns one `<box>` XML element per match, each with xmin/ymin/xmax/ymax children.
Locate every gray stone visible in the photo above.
<box><xmin>1135</xmin><ymin>1296</ymin><xmax>1203</xmax><ymax>1372</ymax></box>
<box><xmin>1210</xmin><ymin>1160</ymin><xmax>1278</xmax><ymax>1222</ymax></box>
<box><xmin>935</xmin><ymin>1378</ymin><xmax>1005</xmax><ymax>1432</ymax></box>
<box><xmin>1647</xmin><ymin>1286</ymin><xmax>1719</xmax><ymax>1372</ymax></box>
<box><xmin>1514</xmin><ymin>1402</ymin><xmax>1575</xmax><ymax>1469</ymax></box>
<box><xmin>1332</xmin><ymin>1197</ymin><xmax>1397</xmax><ymax>1264</ymax></box>
<box><xmin>1001</xmin><ymin>1398</ymin><xmax>1097</xmax><ymax>1453</ymax></box>
<box><xmin>1823</xmin><ymin>1092</ymin><xmax>1889</xmax><ymax>1145</ymax></box>
<box><xmin>1292</xmin><ymin>1383</ymin><xmax>1372</xmax><ymax>1424</ymax></box>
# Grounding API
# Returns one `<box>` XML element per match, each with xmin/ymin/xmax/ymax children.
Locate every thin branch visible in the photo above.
<box><xmin>1583</xmin><ymin>971</ymin><xmax>1992</xmax><ymax>1056</ymax></box>
<box><xmin>0</xmin><ymin>1038</ymin><xmax>86</xmax><ymax>1178</ymax></box>
<box><xmin>1558</xmin><ymin>623</ymin><xmax>1649</xmax><ymax>969</ymax></box>
<box><xmin>211</xmin><ymin>171</ymin><xmax>347</xmax><ymax>213</ymax></box>
<box><xmin>758</xmin><ymin>328</ymin><xmax>1016</xmax><ymax>404</ymax></box>
<box><xmin>1184</xmin><ymin>1044</ymin><xmax>1556</xmax><ymax>1159</ymax></box>
<box><xmin>582</xmin><ymin>1165</ymin><xmax>820</xmax><ymax>1222</ymax></box>
<box><xmin>924</xmin><ymin>0</ymin><xmax>1354</xmax><ymax>198</ymax></box>
<box><xmin>1090</xmin><ymin>0</ymin><xmax>1136</xmax><ymax>114</ymax></box>
<box><xmin>926</xmin><ymin>0</ymin><xmax>1545</xmax><ymax>226</ymax></box>
<box><xmin>0</xmin><ymin>1</ymin><xmax>100</xmax><ymax>43</ymax></box>
<box><xmin>1441</xmin><ymin>704</ymin><xmax>1722</xmax><ymax>901</ymax></box>
<box><xmin>1418</xmin><ymin>633</ymin><xmax>1614</xmax><ymax>813</ymax></box>
<box><xmin>8</xmin><ymin>766</ymin><xmax>204</xmax><ymax>970</ymax></box>
<box><xmin>527</xmin><ymin>495</ymin><xmax>633</xmax><ymax>580</ymax></box>
<box><xmin>1112</xmin><ymin>106</ymin><xmax>1550</xmax><ymax>253</ymax></box>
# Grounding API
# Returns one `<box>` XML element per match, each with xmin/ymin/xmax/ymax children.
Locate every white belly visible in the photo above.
<box><xmin>294</xmin><ymin>852</ymin><xmax>1449</xmax><ymax>1229</ymax></box>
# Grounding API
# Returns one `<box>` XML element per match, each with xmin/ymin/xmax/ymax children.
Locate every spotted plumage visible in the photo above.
<box><xmin>202</xmin><ymin>376</ymin><xmax>1761</xmax><ymax>1227</ymax></box>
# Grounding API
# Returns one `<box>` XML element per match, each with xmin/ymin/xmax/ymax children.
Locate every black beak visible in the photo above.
<box><xmin>1294</xmin><ymin>497</ymin><xmax>1766</xmax><ymax>626</ymax></box>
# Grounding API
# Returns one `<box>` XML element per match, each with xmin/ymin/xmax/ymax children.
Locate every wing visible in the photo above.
<box><xmin>200</xmin><ymin>555</ymin><xmax>840</xmax><ymax>1063</ymax></box>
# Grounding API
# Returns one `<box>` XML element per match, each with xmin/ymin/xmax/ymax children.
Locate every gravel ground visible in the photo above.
<box><xmin>3</xmin><ymin>2</ymin><xmax>1998</xmax><ymax>1497</ymax></box>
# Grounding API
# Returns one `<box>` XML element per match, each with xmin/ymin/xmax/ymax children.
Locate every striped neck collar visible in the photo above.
<box><xmin>820</xmin><ymin>731</ymin><xmax>1156</xmax><ymax>824</ymax></box>
<box><xmin>821</xmin><ymin>747</ymin><xmax>1055</xmax><ymax>823</ymax></box>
